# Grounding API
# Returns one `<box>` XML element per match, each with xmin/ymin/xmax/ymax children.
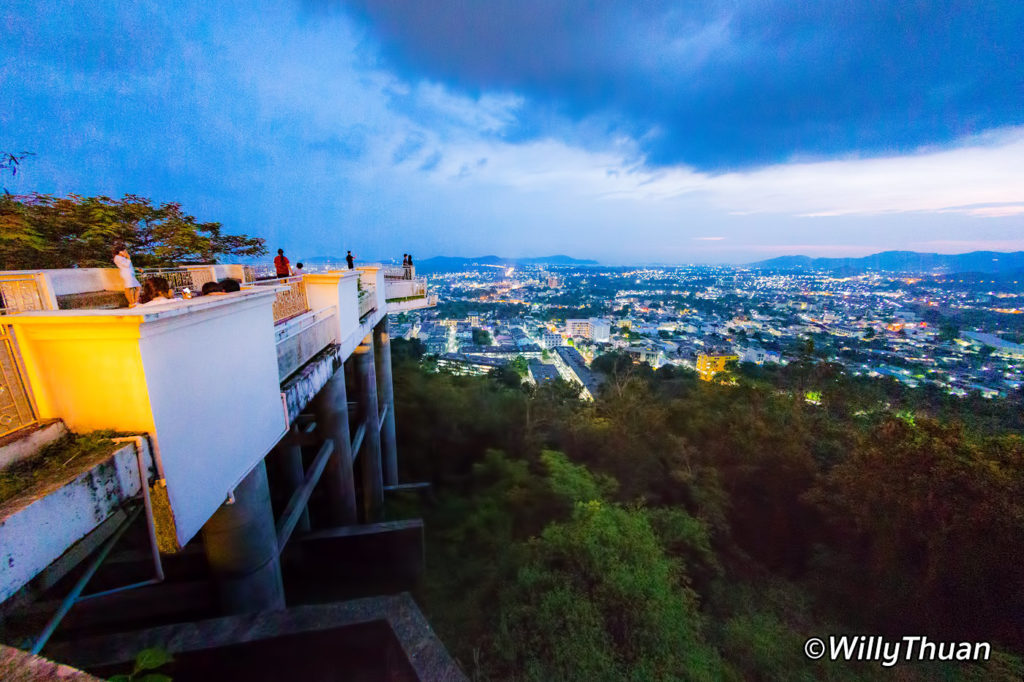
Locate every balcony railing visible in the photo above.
<box><xmin>358</xmin><ymin>286</ymin><xmax>376</xmax><ymax>319</ymax></box>
<box><xmin>249</xmin><ymin>276</ymin><xmax>310</xmax><ymax>324</ymax></box>
<box><xmin>0</xmin><ymin>276</ymin><xmax>46</xmax><ymax>315</ymax></box>
<box><xmin>382</xmin><ymin>265</ymin><xmax>408</xmax><ymax>279</ymax></box>
<box><xmin>136</xmin><ymin>267</ymin><xmax>214</xmax><ymax>296</ymax></box>
<box><xmin>0</xmin><ymin>327</ymin><xmax>35</xmax><ymax>438</ymax></box>
<box><xmin>275</xmin><ymin>308</ymin><xmax>338</xmax><ymax>380</ymax></box>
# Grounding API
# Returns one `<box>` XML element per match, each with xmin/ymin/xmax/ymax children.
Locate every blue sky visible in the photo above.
<box><xmin>3</xmin><ymin>1</ymin><xmax>1023</xmax><ymax>263</ymax></box>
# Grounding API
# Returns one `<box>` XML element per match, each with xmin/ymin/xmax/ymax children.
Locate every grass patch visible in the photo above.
<box><xmin>0</xmin><ymin>430</ymin><xmax>121</xmax><ymax>504</ymax></box>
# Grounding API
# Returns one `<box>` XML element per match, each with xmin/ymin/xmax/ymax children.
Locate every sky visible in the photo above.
<box><xmin>2</xmin><ymin>0</ymin><xmax>1023</xmax><ymax>264</ymax></box>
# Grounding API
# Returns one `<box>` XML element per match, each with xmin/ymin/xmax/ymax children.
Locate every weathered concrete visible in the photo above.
<box><xmin>0</xmin><ymin>419</ymin><xmax>67</xmax><ymax>469</ymax></box>
<box><xmin>311</xmin><ymin>365</ymin><xmax>357</xmax><ymax>526</ymax></box>
<box><xmin>354</xmin><ymin>336</ymin><xmax>383</xmax><ymax>522</ymax></box>
<box><xmin>280</xmin><ymin>343</ymin><xmax>342</xmax><ymax>424</ymax></box>
<box><xmin>0</xmin><ymin>442</ymin><xmax>144</xmax><ymax>603</ymax></box>
<box><xmin>374</xmin><ymin>318</ymin><xmax>399</xmax><ymax>486</ymax></box>
<box><xmin>200</xmin><ymin>461</ymin><xmax>285</xmax><ymax>614</ymax></box>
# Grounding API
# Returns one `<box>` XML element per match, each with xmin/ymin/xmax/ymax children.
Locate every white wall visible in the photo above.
<box><xmin>44</xmin><ymin>268</ymin><xmax>124</xmax><ymax>296</ymax></box>
<box><xmin>138</xmin><ymin>291</ymin><xmax>286</xmax><ymax>547</ymax></box>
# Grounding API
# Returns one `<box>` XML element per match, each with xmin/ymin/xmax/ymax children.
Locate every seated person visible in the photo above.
<box><xmin>139</xmin><ymin>277</ymin><xmax>175</xmax><ymax>305</ymax></box>
<box><xmin>202</xmin><ymin>281</ymin><xmax>225</xmax><ymax>295</ymax></box>
<box><xmin>219</xmin><ymin>278</ymin><xmax>241</xmax><ymax>293</ymax></box>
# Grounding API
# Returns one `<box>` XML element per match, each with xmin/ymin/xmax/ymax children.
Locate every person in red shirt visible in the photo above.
<box><xmin>274</xmin><ymin>248</ymin><xmax>291</xmax><ymax>277</ymax></box>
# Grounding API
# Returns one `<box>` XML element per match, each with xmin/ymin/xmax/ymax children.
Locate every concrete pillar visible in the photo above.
<box><xmin>354</xmin><ymin>335</ymin><xmax>384</xmax><ymax>522</ymax></box>
<box><xmin>373</xmin><ymin>317</ymin><xmax>399</xmax><ymax>486</ymax></box>
<box><xmin>201</xmin><ymin>461</ymin><xmax>285</xmax><ymax>614</ymax></box>
<box><xmin>312</xmin><ymin>363</ymin><xmax>357</xmax><ymax>526</ymax></box>
<box><xmin>271</xmin><ymin>428</ymin><xmax>310</xmax><ymax>534</ymax></box>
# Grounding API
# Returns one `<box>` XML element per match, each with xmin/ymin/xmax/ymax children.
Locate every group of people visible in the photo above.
<box><xmin>113</xmin><ymin>244</ymin><xmax>241</xmax><ymax>308</ymax></box>
<box><xmin>275</xmin><ymin>248</ymin><xmax>360</xmax><ymax>277</ymax></box>
<box><xmin>114</xmin><ymin>242</ymin><xmax>411</xmax><ymax>307</ymax></box>
<box><xmin>273</xmin><ymin>249</ymin><xmax>308</xmax><ymax>277</ymax></box>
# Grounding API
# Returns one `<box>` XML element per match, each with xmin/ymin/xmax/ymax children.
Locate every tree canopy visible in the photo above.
<box><xmin>0</xmin><ymin>193</ymin><xmax>265</xmax><ymax>269</ymax></box>
<box><xmin>390</xmin><ymin>348</ymin><xmax>1024</xmax><ymax>680</ymax></box>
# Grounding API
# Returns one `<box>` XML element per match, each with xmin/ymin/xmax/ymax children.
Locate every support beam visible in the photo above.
<box><xmin>373</xmin><ymin>318</ymin><xmax>399</xmax><ymax>486</ymax></box>
<box><xmin>270</xmin><ymin>426</ymin><xmax>310</xmax><ymax>536</ymax></box>
<box><xmin>311</xmin><ymin>366</ymin><xmax>357</xmax><ymax>526</ymax></box>
<box><xmin>276</xmin><ymin>440</ymin><xmax>334</xmax><ymax>551</ymax></box>
<box><xmin>200</xmin><ymin>461</ymin><xmax>285</xmax><ymax>615</ymax></box>
<box><xmin>354</xmin><ymin>335</ymin><xmax>383</xmax><ymax>522</ymax></box>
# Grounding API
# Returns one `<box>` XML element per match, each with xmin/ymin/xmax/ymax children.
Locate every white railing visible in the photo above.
<box><xmin>358</xmin><ymin>286</ymin><xmax>376</xmax><ymax>319</ymax></box>
<box><xmin>249</xmin><ymin>276</ymin><xmax>310</xmax><ymax>324</ymax></box>
<box><xmin>384</xmin><ymin>277</ymin><xmax>428</xmax><ymax>300</ymax></box>
<box><xmin>0</xmin><ymin>276</ymin><xmax>46</xmax><ymax>314</ymax></box>
<box><xmin>244</xmin><ymin>263</ymin><xmax>279</xmax><ymax>280</ymax></box>
<box><xmin>0</xmin><ymin>327</ymin><xmax>35</xmax><ymax>437</ymax></box>
<box><xmin>136</xmin><ymin>266</ymin><xmax>214</xmax><ymax>296</ymax></box>
<box><xmin>275</xmin><ymin>308</ymin><xmax>338</xmax><ymax>380</ymax></box>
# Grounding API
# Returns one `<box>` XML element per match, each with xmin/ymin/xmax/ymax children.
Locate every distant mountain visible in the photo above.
<box><xmin>748</xmin><ymin>250</ymin><xmax>1024</xmax><ymax>275</ymax></box>
<box><xmin>417</xmin><ymin>254</ymin><xmax>599</xmax><ymax>273</ymax></box>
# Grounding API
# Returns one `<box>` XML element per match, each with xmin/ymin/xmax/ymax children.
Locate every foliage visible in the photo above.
<box><xmin>392</xmin><ymin>355</ymin><xmax>1024</xmax><ymax>680</ymax></box>
<box><xmin>0</xmin><ymin>193</ymin><xmax>265</xmax><ymax>269</ymax></box>
<box><xmin>108</xmin><ymin>647</ymin><xmax>174</xmax><ymax>682</ymax></box>
<box><xmin>508</xmin><ymin>355</ymin><xmax>529</xmax><ymax>377</ymax></box>
<box><xmin>472</xmin><ymin>328</ymin><xmax>493</xmax><ymax>345</ymax></box>
<box><xmin>0</xmin><ymin>430</ymin><xmax>120</xmax><ymax>503</ymax></box>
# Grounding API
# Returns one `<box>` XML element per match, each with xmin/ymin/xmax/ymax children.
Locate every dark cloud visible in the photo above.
<box><xmin>316</xmin><ymin>0</ymin><xmax>1024</xmax><ymax>169</ymax></box>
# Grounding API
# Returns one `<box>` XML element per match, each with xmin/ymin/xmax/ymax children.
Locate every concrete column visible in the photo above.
<box><xmin>373</xmin><ymin>317</ymin><xmax>399</xmax><ymax>486</ymax></box>
<box><xmin>354</xmin><ymin>335</ymin><xmax>384</xmax><ymax>522</ymax></box>
<box><xmin>311</xmin><ymin>363</ymin><xmax>357</xmax><ymax>526</ymax></box>
<box><xmin>271</xmin><ymin>428</ymin><xmax>310</xmax><ymax>534</ymax></box>
<box><xmin>201</xmin><ymin>461</ymin><xmax>285</xmax><ymax>614</ymax></box>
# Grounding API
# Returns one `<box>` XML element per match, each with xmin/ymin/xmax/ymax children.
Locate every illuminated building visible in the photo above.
<box><xmin>697</xmin><ymin>352</ymin><xmax>739</xmax><ymax>381</ymax></box>
<box><xmin>565</xmin><ymin>317</ymin><xmax>611</xmax><ymax>342</ymax></box>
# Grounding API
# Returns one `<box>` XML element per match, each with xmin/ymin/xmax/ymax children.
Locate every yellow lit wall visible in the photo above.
<box><xmin>10</xmin><ymin>315</ymin><xmax>156</xmax><ymax>433</ymax></box>
<box><xmin>696</xmin><ymin>353</ymin><xmax>738</xmax><ymax>382</ymax></box>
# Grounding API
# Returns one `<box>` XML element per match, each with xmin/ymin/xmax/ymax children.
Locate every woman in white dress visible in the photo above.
<box><xmin>112</xmin><ymin>244</ymin><xmax>141</xmax><ymax>307</ymax></box>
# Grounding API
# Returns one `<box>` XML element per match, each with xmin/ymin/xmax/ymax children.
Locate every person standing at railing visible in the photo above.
<box><xmin>277</xmin><ymin>248</ymin><xmax>292</xmax><ymax>277</ymax></box>
<box><xmin>407</xmin><ymin>253</ymin><xmax>414</xmax><ymax>279</ymax></box>
<box><xmin>274</xmin><ymin>248</ymin><xmax>291</xmax><ymax>277</ymax></box>
<box><xmin>346</xmin><ymin>250</ymin><xmax>355</xmax><ymax>270</ymax></box>
<box><xmin>112</xmin><ymin>244</ymin><xmax>141</xmax><ymax>307</ymax></box>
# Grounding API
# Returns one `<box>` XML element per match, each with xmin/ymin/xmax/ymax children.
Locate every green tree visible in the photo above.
<box><xmin>472</xmin><ymin>328</ymin><xmax>492</xmax><ymax>345</ymax></box>
<box><xmin>0</xmin><ymin>193</ymin><xmax>265</xmax><ymax>269</ymax></box>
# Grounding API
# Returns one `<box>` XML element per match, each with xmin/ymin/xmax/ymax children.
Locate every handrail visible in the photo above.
<box><xmin>0</xmin><ymin>326</ymin><xmax>36</xmax><ymax>437</ymax></box>
<box><xmin>0</xmin><ymin>276</ymin><xmax>46</xmax><ymax>314</ymax></box>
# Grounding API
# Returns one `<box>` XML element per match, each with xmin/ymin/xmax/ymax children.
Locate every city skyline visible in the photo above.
<box><xmin>4</xmin><ymin>1</ymin><xmax>1023</xmax><ymax>263</ymax></box>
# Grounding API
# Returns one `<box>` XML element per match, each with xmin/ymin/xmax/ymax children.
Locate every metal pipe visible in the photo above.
<box><xmin>31</xmin><ymin>505</ymin><xmax>142</xmax><ymax>654</ymax></box>
<box><xmin>114</xmin><ymin>436</ymin><xmax>165</xmax><ymax>583</ymax></box>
